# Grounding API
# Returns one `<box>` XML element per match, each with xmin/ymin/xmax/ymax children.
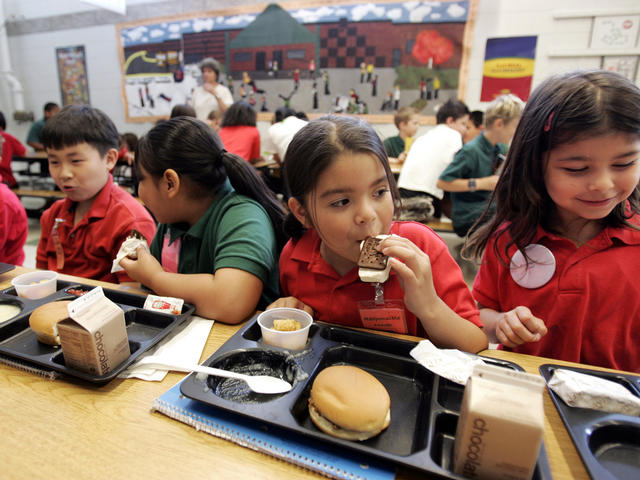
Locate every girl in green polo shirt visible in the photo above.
<box><xmin>120</xmin><ymin>117</ymin><xmax>285</xmax><ymax>324</ymax></box>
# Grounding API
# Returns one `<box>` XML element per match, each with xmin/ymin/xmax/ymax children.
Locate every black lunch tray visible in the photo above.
<box><xmin>540</xmin><ymin>364</ymin><xmax>640</xmax><ymax>480</ymax></box>
<box><xmin>180</xmin><ymin>317</ymin><xmax>553</xmax><ymax>479</ymax></box>
<box><xmin>0</xmin><ymin>263</ymin><xmax>16</xmax><ymax>275</ymax></box>
<box><xmin>0</xmin><ymin>280</ymin><xmax>195</xmax><ymax>383</ymax></box>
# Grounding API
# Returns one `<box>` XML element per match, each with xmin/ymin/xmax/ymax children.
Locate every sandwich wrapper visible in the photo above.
<box><xmin>409</xmin><ymin>340</ymin><xmax>486</xmax><ymax>385</ymax></box>
<box><xmin>111</xmin><ymin>234</ymin><xmax>150</xmax><ymax>273</ymax></box>
<box><xmin>548</xmin><ymin>368</ymin><xmax>640</xmax><ymax>416</ymax></box>
<box><xmin>119</xmin><ymin>315</ymin><xmax>213</xmax><ymax>381</ymax></box>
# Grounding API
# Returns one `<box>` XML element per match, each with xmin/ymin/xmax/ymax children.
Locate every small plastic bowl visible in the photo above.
<box><xmin>11</xmin><ymin>270</ymin><xmax>58</xmax><ymax>299</ymax></box>
<box><xmin>257</xmin><ymin>308</ymin><xmax>313</xmax><ymax>350</ymax></box>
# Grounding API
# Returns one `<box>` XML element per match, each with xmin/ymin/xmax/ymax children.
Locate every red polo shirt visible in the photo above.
<box><xmin>1</xmin><ymin>131</ymin><xmax>27</xmax><ymax>188</ymax></box>
<box><xmin>473</xmin><ymin>217</ymin><xmax>640</xmax><ymax>372</ymax></box>
<box><xmin>279</xmin><ymin>221</ymin><xmax>481</xmax><ymax>337</ymax></box>
<box><xmin>36</xmin><ymin>175</ymin><xmax>156</xmax><ymax>283</ymax></box>
<box><xmin>0</xmin><ymin>180</ymin><xmax>28</xmax><ymax>265</ymax></box>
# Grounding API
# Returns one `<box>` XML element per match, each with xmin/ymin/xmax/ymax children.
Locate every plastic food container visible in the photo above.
<box><xmin>257</xmin><ymin>308</ymin><xmax>313</xmax><ymax>350</ymax></box>
<box><xmin>11</xmin><ymin>270</ymin><xmax>58</xmax><ymax>299</ymax></box>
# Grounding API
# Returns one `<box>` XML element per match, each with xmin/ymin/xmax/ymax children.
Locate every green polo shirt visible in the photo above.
<box><xmin>26</xmin><ymin>118</ymin><xmax>46</xmax><ymax>144</ymax></box>
<box><xmin>150</xmin><ymin>179</ymin><xmax>279</xmax><ymax>309</ymax></box>
<box><xmin>439</xmin><ymin>133</ymin><xmax>507</xmax><ymax>235</ymax></box>
<box><xmin>383</xmin><ymin>135</ymin><xmax>405</xmax><ymax>158</ymax></box>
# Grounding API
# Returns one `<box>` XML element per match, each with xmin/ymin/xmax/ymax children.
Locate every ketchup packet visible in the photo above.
<box><xmin>143</xmin><ymin>295</ymin><xmax>184</xmax><ymax>315</ymax></box>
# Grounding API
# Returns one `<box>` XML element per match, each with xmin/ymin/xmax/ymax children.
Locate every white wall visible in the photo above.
<box><xmin>1</xmin><ymin>0</ymin><xmax>639</xmax><ymax>144</ymax></box>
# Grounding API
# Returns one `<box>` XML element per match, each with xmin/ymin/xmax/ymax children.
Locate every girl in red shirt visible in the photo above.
<box><xmin>464</xmin><ymin>70</ymin><xmax>640</xmax><ymax>371</ymax></box>
<box><xmin>268</xmin><ymin>115</ymin><xmax>487</xmax><ymax>353</ymax></box>
<box><xmin>218</xmin><ymin>101</ymin><xmax>262</xmax><ymax>164</ymax></box>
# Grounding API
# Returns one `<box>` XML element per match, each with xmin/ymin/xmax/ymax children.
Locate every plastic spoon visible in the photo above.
<box><xmin>135</xmin><ymin>357</ymin><xmax>293</xmax><ymax>394</ymax></box>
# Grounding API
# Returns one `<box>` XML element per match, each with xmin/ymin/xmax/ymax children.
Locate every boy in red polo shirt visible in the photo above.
<box><xmin>36</xmin><ymin>105</ymin><xmax>156</xmax><ymax>283</ymax></box>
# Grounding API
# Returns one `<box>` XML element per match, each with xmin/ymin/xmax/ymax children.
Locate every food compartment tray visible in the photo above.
<box><xmin>180</xmin><ymin>317</ymin><xmax>552</xmax><ymax>479</ymax></box>
<box><xmin>540</xmin><ymin>364</ymin><xmax>640</xmax><ymax>480</ymax></box>
<box><xmin>0</xmin><ymin>280</ymin><xmax>194</xmax><ymax>383</ymax></box>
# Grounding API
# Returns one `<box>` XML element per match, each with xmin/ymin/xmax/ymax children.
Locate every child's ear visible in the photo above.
<box><xmin>162</xmin><ymin>169</ymin><xmax>181</xmax><ymax>198</ymax></box>
<box><xmin>104</xmin><ymin>148</ymin><xmax>119</xmax><ymax>170</ymax></box>
<box><xmin>288</xmin><ymin>197</ymin><xmax>311</xmax><ymax>228</ymax></box>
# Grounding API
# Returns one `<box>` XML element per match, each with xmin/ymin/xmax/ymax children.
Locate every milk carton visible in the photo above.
<box><xmin>58</xmin><ymin>287</ymin><xmax>130</xmax><ymax>376</ymax></box>
<box><xmin>453</xmin><ymin>363</ymin><xmax>545</xmax><ymax>480</ymax></box>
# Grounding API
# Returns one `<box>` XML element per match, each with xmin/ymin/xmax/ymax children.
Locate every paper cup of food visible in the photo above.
<box><xmin>257</xmin><ymin>307</ymin><xmax>313</xmax><ymax>350</ymax></box>
<box><xmin>11</xmin><ymin>270</ymin><xmax>59</xmax><ymax>299</ymax></box>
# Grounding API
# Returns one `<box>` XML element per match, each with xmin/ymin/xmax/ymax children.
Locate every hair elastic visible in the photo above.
<box><xmin>543</xmin><ymin>111</ymin><xmax>554</xmax><ymax>132</ymax></box>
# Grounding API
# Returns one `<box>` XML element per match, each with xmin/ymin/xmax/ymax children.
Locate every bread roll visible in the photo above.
<box><xmin>308</xmin><ymin>365</ymin><xmax>390</xmax><ymax>441</ymax></box>
<box><xmin>29</xmin><ymin>300</ymin><xmax>72</xmax><ymax>345</ymax></box>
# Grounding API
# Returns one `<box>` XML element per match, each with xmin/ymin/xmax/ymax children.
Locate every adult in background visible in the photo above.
<box><xmin>190</xmin><ymin>58</ymin><xmax>233</xmax><ymax>122</ymax></box>
<box><xmin>0</xmin><ymin>111</ymin><xmax>27</xmax><ymax>188</ymax></box>
<box><xmin>26</xmin><ymin>102</ymin><xmax>59</xmax><ymax>151</ymax></box>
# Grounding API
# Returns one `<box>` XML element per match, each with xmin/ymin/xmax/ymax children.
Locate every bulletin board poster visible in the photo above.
<box><xmin>480</xmin><ymin>36</ymin><xmax>537</xmax><ymax>102</ymax></box>
<box><xmin>115</xmin><ymin>0</ymin><xmax>478</xmax><ymax>123</ymax></box>
<box><xmin>56</xmin><ymin>45</ymin><xmax>90</xmax><ymax>105</ymax></box>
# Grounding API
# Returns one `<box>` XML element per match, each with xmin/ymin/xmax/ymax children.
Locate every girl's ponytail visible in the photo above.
<box><xmin>220</xmin><ymin>151</ymin><xmax>287</xmax><ymax>250</ymax></box>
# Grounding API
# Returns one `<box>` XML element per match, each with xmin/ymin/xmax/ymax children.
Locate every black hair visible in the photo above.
<box><xmin>44</xmin><ymin>102</ymin><xmax>59</xmax><ymax>113</ymax></box>
<box><xmin>220</xmin><ymin>101</ymin><xmax>257</xmax><ymax>127</ymax></box>
<box><xmin>464</xmin><ymin>69</ymin><xmax>640</xmax><ymax>265</ymax></box>
<box><xmin>468</xmin><ymin>110</ymin><xmax>484</xmax><ymax>128</ymax></box>
<box><xmin>41</xmin><ymin>104</ymin><xmax>118</xmax><ymax>156</ymax></box>
<box><xmin>295</xmin><ymin>111</ymin><xmax>309</xmax><ymax>121</ymax></box>
<box><xmin>122</xmin><ymin>132</ymin><xmax>138</xmax><ymax>152</ymax></box>
<box><xmin>283</xmin><ymin>115</ymin><xmax>401</xmax><ymax>239</ymax></box>
<box><xmin>273</xmin><ymin>107</ymin><xmax>296</xmax><ymax>123</ymax></box>
<box><xmin>435</xmin><ymin>99</ymin><xmax>469</xmax><ymax>124</ymax></box>
<box><xmin>135</xmin><ymin>117</ymin><xmax>286</xmax><ymax>249</ymax></box>
<box><xmin>170</xmin><ymin>104</ymin><xmax>196</xmax><ymax>118</ymax></box>
<box><xmin>0</xmin><ymin>111</ymin><xmax>5</xmax><ymax>130</ymax></box>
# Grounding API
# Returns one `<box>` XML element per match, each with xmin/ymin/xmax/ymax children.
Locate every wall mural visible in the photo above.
<box><xmin>116</xmin><ymin>0</ymin><xmax>476</xmax><ymax>122</ymax></box>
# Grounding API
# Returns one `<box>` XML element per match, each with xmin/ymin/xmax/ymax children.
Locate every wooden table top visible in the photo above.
<box><xmin>0</xmin><ymin>266</ymin><xmax>610</xmax><ymax>479</ymax></box>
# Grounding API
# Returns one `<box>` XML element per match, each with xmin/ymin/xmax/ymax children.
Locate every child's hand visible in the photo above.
<box><xmin>380</xmin><ymin>235</ymin><xmax>438</xmax><ymax>316</ymax></box>
<box><xmin>495</xmin><ymin>306</ymin><xmax>547</xmax><ymax>348</ymax></box>
<box><xmin>118</xmin><ymin>247</ymin><xmax>164</xmax><ymax>286</ymax></box>
<box><xmin>266</xmin><ymin>297</ymin><xmax>314</xmax><ymax>316</ymax></box>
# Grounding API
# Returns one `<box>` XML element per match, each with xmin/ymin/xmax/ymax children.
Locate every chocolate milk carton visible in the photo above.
<box><xmin>453</xmin><ymin>363</ymin><xmax>545</xmax><ymax>480</ymax></box>
<box><xmin>58</xmin><ymin>287</ymin><xmax>130</xmax><ymax>376</ymax></box>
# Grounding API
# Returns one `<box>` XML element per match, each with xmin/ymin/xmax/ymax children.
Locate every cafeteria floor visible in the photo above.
<box><xmin>22</xmin><ymin>216</ymin><xmax>478</xmax><ymax>287</ymax></box>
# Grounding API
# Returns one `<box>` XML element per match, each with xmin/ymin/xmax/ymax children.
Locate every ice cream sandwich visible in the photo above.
<box><xmin>358</xmin><ymin>235</ymin><xmax>391</xmax><ymax>283</ymax></box>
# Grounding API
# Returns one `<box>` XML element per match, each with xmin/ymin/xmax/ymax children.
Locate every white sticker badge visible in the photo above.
<box><xmin>510</xmin><ymin>244</ymin><xmax>556</xmax><ymax>289</ymax></box>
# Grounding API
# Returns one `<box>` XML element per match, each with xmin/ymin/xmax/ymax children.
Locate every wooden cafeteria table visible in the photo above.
<box><xmin>0</xmin><ymin>266</ymin><xmax>606</xmax><ymax>479</ymax></box>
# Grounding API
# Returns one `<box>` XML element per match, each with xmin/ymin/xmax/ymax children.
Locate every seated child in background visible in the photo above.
<box><xmin>383</xmin><ymin>106</ymin><xmax>420</xmax><ymax>163</ymax></box>
<box><xmin>438</xmin><ymin>94</ymin><xmax>524</xmax><ymax>237</ymax></box>
<box><xmin>119</xmin><ymin>117</ymin><xmax>285</xmax><ymax>324</ymax></box>
<box><xmin>0</xmin><ymin>111</ymin><xmax>27</xmax><ymax>188</ymax></box>
<box><xmin>36</xmin><ymin>105</ymin><xmax>156</xmax><ymax>283</ymax></box>
<box><xmin>264</xmin><ymin>107</ymin><xmax>307</xmax><ymax>165</ymax></box>
<box><xmin>464</xmin><ymin>70</ymin><xmax>640</xmax><ymax>372</ymax></box>
<box><xmin>170</xmin><ymin>104</ymin><xmax>197</xmax><ymax>118</ymax></box>
<box><xmin>463</xmin><ymin>110</ymin><xmax>484</xmax><ymax>144</ymax></box>
<box><xmin>218</xmin><ymin>101</ymin><xmax>262</xmax><ymax>164</ymax></box>
<box><xmin>206</xmin><ymin>110</ymin><xmax>222</xmax><ymax>132</ymax></box>
<box><xmin>0</xmin><ymin>173</ymin><xmax>28</xmax><ymax>265</ymax></box>
<box><xmin>397</xmin><ymin>99</ymin><xmax>469</xmax><ymax>219</ymax></box>
<box><xmin>268</xmin><ymin>115</ymin><xmax>487</xmax><ymax>353</ymax></box>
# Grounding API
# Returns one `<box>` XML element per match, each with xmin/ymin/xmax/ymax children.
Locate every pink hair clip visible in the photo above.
<box><xmin>544</xmin><ymin>111</ymin><xmax>554</xmax><ymax>132</ymax></box>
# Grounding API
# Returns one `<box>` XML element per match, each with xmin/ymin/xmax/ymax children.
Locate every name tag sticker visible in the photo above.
<box><xmin>358</xmin><ymin>299</ymin><xmax>407</xmax><ymax>334</ymax></box>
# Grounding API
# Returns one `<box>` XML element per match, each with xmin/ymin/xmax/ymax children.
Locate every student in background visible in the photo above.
<box><xmin>263</xmin><ymin>107</ymin><xmax>307</xmax><ymax>165</ymax></box>
<box><xmin>119</xmin><ymin>117</ymin><xmax>285</xmax><ymax>324</ymax></box>
<box><xmin>438</xmin><ymin>94</ymin><xmax>524</xmax><ymax>237</ymax></box>
<box><xmin>268</xmin><ymin>116</ymin><xmax>487</xmax><ymax>353</ymax></box>
<box><xmin>0</xmin><ymin>174</ymin><xmax>28</xmax><ymax>265</ymax></box>
<box><xmin>383</xmin><ymin>106</ymin><xmax>419</xmax><ymax>163</ymax></box>
<box><xmin>218</xmin><ymin>101</ymin><xmax>261</xmax><ymax>164</ymax></box>
<box><xmin>397</xmin><ymin>99</ymin><xmax>469</xmax><ymax>219</ymax></box>
<box><xmin>206</xmin><ymin>110</ymin><xmax>222</xmax><ymax>132</ymax></box>
<box><xmin>26</xmin><ymin>102</ymin><xmax>59</xmax><ymax>151</ymax></box>
<box><xmin>464</xmin><ymin>70</ymin><xmax>640</xmax><ymax>371</ymax></box>
<box><xmin>0</xmin><ymin>111</ymin><xmax>27</xmax><ymax>188</ymax></box>
<box><xmin>464</xmin><ymin>110</ymin><xmax>484</xmax><ymax>144</ymax></box>
<box><xmin>170</xmin><ymin>104</ymin><xmax>197</xmax><ymax>118</ymax></box>
<box><xmin>36</xmin><ymin>105</ymin><xmax>156</xmax><ymax>283</ymax></box>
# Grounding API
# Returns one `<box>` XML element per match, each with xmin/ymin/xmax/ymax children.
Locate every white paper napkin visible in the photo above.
<box><xmin>119</xmin><ymin>316</ymin><xmax>214</xmax><ymax>381</ymax></box>
<box><xmin>409</xmin><ymin>340</ymin><xmax>486</xmax><ymax>385</ymax></box>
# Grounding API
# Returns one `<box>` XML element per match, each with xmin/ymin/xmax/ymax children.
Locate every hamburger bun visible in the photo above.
<box><xmin>29</xmin><ymin>300</ymin><xmax>72</xmax><ymax>345</ymax></box>
<box><xmin>308</xmin><ymin>365</ymin><xmax>390</xmax><ymax>441</ymax></box>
